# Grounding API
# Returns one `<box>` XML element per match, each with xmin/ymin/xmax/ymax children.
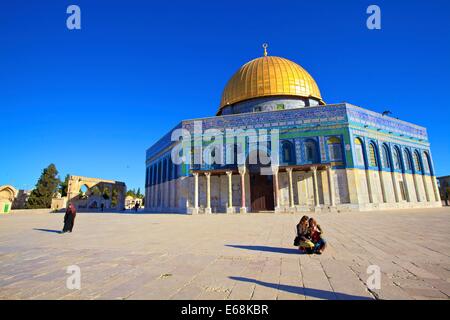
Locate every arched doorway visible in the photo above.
<box><xmin>250</xmin><ymin>174</ymin><xmax>274</xmax><ymax>211</ymax></box>
<box><xmin>247</xmin><ymin>151</ymin><xmax>275</xmax><ymax>211</ymax></box>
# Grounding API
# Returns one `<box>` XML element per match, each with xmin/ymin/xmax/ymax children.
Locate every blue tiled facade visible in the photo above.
<box><xmin>145</xmin><ymin>103</ymin><xmax>435</xmax><ymax>185</ymax></box>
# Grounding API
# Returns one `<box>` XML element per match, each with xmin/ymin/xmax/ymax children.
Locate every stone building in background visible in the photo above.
<box><xmin>437</xmin><ymin>175</ymin><xmax>450</xmax><ymax>205</ymax></box>
<box><xmin>0</xmin><ymin>185</ymin><xmax>18</xmax><ymax>213</ymax></box>
<box><xmin>125</xmin><ymin>196</ymin><xmax>143</xmax><ymax>210</ymax></box>
<box><xmin>51</xmin><ymin>175</ymin><xmax>127</xmax><ymax>211</ymax></box>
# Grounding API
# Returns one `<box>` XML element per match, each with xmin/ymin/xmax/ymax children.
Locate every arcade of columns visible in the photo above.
<box><xmin>189</xmin><ymin>164</ymin><xmax>335</xmax><ymax>214</ymax></box>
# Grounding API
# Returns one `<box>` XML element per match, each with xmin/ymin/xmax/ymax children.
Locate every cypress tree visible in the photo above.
<box><xmin>26</xmin><ymin>164</ymin><xmax>61</xmax><ymax>209</ymax></box>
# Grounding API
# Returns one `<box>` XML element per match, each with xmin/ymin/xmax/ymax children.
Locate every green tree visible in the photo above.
<box><xmin>59</xmin><ymin>174</ymin><xmax>70</xmax><ymax>197</ymax></box>
<box><xmin>111</xmin><ymin>188</ymin><xmax>118</xmax><ymax>208</ymax></box>
<box><xmin>126</xmin><ymin>188</ymin><xmax>136</xmax><ymax>197</ymax></box>
<box><xmin>26</xmin><ymin>164</ymin><xmax>61</xmax><ymax>209</ymax></box>
<box><xmin>102</xmin><ymin>187</ymin><xmax>110</xmax><ymax>200</ymax></box>
<box><xmin>126</xmin><ymin>188</ymin><xmax>144</xmax><ymax>199</ymax></box>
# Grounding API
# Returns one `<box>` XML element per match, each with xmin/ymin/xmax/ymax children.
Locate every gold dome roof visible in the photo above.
<box><xmin>218</xmin><ymin>53</ymin><xmax>323</xmax><ymax>114</ymax></box>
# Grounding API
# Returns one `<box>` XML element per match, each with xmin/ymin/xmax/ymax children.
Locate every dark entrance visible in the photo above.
<box><xmin>250</xmin><ymin>174</ymin><xmax>275</xmax><ymax>211</ymax></box>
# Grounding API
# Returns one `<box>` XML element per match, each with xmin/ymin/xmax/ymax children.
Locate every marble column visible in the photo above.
<box><xmin>286</xmin><ymin>168</ymin><xmax>295</xmax><ymax>209</ymax></box>
<box><xmin>239</xmin><ymin>167</ymin><xmax>247</xmax><ymax>213</ymax></box>
<box><xmin>204</xmin><ymin>172</ymin><xmax>211</xmax><ymax>214</ymax></box>
<box><xmin>311</xmin><ymin>166</ymin><xmax>320</xmax><ymax>209</ymax></box>
<box><xmin>192</xmin><ymin>172</ymin><xmax>199</xmax><ymax>214</ymax></box>
<box><xmin>226</xmin><ymin>171</ymin><xmax>234</xmax><ymax>214</ymax></box>
<box><xmin>272</xmin><ymin>166</ymin><xmax>280</xmax><ymax>212</ymax></box>
<box><xmin>327</xmin><ymin>166</ymin><xmax>336</xmax><ymax>207</ymax></box>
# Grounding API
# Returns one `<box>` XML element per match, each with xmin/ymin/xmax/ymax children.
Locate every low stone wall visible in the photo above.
<box><xmin>10</xmin><ymin>209</ymin><xmax>53</xmax><ymax>214</ymax></box>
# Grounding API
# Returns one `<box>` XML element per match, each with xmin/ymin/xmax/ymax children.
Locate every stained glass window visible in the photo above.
<box><xmin>381</xmin><ymin>144</ymin><xmax>391</xmax><ymax>168</ymax></box>
<box><xmin>393</xmin><ymin>147</ymin><xmax>401</xmax><ymax>170</ymax></box>
<box><xmin>282</xmin><ymin>141</ymin><xmax>295</xmax><ymax>163</ymax></box>
<box><xmin>368</xmin><ymin>143</ymin><xmax>378</xmax><ymax>167</ymax></box>
<box><xmin>404</xmin><ymin>149</ymin><xmax>413</xmax><ymax>171</ymax></box>
<box><xmin>413</xmin><ymin>151</ymin><xmax>422</xmax><ymax>173</ymax></box>
<box><xmin>305</xmin><ymin>140</ymin><xmax>317</xmax><ymax>162</ymax></box>
<box><xmin>327</xmin><ymin>137</ymin><xmax>342</xmax><ymax>161</ymax></box>
<box><xmin>354</xmin><ymin>138</ymin><xmax>365</xmax><ymax>166</ymax></box>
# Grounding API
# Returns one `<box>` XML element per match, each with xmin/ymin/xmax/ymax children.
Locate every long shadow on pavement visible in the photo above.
<box><xmin>33</xmin><ymin>228</ymin><xmax>62</xmax><ymax>234</ymax></box>
<box><xmin>229</xmin><ymin>276</ymin><xmax>373</xmax><ymax>300</ymax></box>
<box><xmin>226</xmin><ymin>244</ymin><xmax>299</xmax><ymax>255</ymax></box>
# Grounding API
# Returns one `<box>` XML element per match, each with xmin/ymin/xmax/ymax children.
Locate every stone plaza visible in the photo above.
<box><xmin>1</xmin><ymin>208</ymin><xmax>449</xmax><ymax>300</ymax></box>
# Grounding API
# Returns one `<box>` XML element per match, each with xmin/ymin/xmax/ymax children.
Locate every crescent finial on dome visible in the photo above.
<box><xmin>262</xmin><ymin>43</ymin><xmax>268</xmax><ymax>56</ymax></box>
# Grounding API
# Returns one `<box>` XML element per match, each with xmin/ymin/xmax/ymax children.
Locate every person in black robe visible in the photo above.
<box><xmin>62</xmin><ymin>203</ymin><xmax>76</xmax><ymax>233</ymax></box>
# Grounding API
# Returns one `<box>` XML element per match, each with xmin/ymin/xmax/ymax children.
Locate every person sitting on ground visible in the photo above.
<box><xmin>295</xmin><ymin>215</ymin><xmax>315</xmax><ymax>254</ymax></box>
<box><xmin>308</xmin><ymin>217</ymin><xmax>327</xmax><ymax>254</ymax></box>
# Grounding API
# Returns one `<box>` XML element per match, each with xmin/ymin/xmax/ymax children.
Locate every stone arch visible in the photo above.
<box><xmin>66</xmin><ymin>176</ymin><xmax>126</xmax><ymax>211</ymax></box>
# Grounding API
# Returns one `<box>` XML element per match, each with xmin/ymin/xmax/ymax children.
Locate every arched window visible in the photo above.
<box><xmin>423</xmin><ymin>151</ymin><xmax>431</xmax><ymax>174</ymax></box>
<box><xmin>393</xmin><ymin>147</ymin><xmax>401</xmax><ymax>170</ymax></box>
<box><xmin>368</xmin><ymin>142</ymin><xmax>378</xmax><ymax>167</ymax></box>
<box><xmin>281</xmin><ymin>141</ymin><xmax>295</xmax><ymax>164</ymax></box>
<box><xmin>381</xmin><ymin>144</ymin><xmax>391</xmax><ymax>169</ymax></box>
<box><xmin>413</xmin><ymin>151</ymin><xmax>422</xmax><ymax>173</ymax></box>
<box><xmin>327</xmin><ymin>137</ymin><xmax>342</xmax><ymax>161</ymax></box>
<box><xmin>304</xmin><ymin>139</ymin><xmax>318</xmax><ymax>163</ymax></box>
<box><xmin>403</xmin><ymin>149</ymin><xmax>413</xmax><ymax>171</ymax></box>
<box><xmin>354</xmin><ymin>138</ymin><xmax>365</xmax><ymax>167</ymax></box>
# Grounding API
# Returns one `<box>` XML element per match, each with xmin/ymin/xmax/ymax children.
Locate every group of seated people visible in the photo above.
<box><xmin>294</xmin><ymin>216</ymin><xmax>327</xmax><ymax>254</ymax></box>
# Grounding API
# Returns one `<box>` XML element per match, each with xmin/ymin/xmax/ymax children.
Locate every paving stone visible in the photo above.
<box><xmin>0</xmin><ymin>207</ymin><xmax>449</xmax><ymax>300</ymax></box>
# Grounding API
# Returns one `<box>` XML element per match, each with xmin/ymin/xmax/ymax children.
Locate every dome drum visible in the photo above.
<box><xmin>220</xmin><ymin>95</ymin><xmax>321</xmax><ymax>115</ymax></box>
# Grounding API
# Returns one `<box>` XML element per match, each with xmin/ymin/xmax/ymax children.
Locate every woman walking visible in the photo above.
<box><xmin>62</xmin><ymin>203</ymin><xmax>76</xmax><ymax>233</ymax></box>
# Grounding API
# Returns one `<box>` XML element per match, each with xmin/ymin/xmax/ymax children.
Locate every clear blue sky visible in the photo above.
<box><xmin>1</xmin><ymin>0</ymin><xmax>449</xmax><ymax>191</ymax></box>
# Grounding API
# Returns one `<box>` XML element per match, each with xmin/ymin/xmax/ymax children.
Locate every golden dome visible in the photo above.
<box><xmin>218</xmin><ymin>54</ymin><xmax>323</xmax><ymax>114</ymax></box>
